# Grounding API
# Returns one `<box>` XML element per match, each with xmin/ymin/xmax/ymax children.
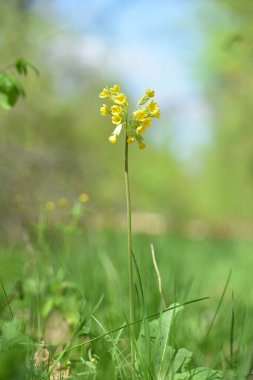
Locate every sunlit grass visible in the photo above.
<box><xmin>1</xmin><ymin>227</ymin><xmax>253</xmax><ymax>378</ymax></box>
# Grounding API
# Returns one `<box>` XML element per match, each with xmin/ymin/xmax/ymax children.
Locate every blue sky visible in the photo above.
<box><xmin>35</xmin><ymin>0</ymin><xmax>213</xmax><ymax>160</ymax></box>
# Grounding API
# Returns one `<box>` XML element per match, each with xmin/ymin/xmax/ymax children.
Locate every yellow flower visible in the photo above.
<box><xmin>127</xmin><ymin>136</ymin><xmax>135</xmax><ymax>143</ymax></box>
<box><xmin>151</xmin><ymin>109</ymin><xmax>160</xmax><ymax>118</ymax></box>
<box><xmin>110</xmin><ymin>84</ymin><xmax>120</xmax><ymax>94</ymax></box>
<box><xmin>79</xmin><ymin>193</ymin><xmax>89</xmax><ymax>203</ymax></box>
<box><xmin>109</xmin><ymin>135</ymin><xmax>117</xmax><ymax>144</ymax></box>
<box><xmin>142</xmin><ymin>117</ymin><xmax>151</xmax><ymax>128</ymax></box>
<box><xmin>113</xmin><ymin>93</ymin><xmax>127</xmax><ymax>105</ymax></box>
<box><xmin>133</xmin><ymin>109</ymin><xmax>147</xmax><ymax>122</ymax></box>
<box><xmin>99</xmin><ymin>84</ymin><xmax>160</xmax><ymax>149</ymax></box>
<box><xmin>146</xmin><ymin>100</ymin><xmax>159</xmax><ymax>112</ymax></box>
<box><xmin>138</xmin><ymin>141</ymin><xmax>146</xmax><ymax>150</ymax></box>
<box><xmin>136</xmin><ymin>126</ymin><xmax>145</xmax><ymax>135</ymax></box>
<box><xmin>108</xmin><ymin>124</ymin><xmax>122</xmax><ymax>143</ymax></box>
<box><xmin>145</xmin><ymin>88</ymin><xmax>155</xmax><ymax>97</ymax></box>
<box><xmin>45</xmin><ymin>201</ymin><xmax>55</xmax><ymax>211</ymax></box>
<box><xmin>100</xmin><ymin>104</ymin><xmax>108</xmax><ymax>116</ymax></box>
<box><xmin>136</xmin><ymin>119</ymin><xmax>151</xmax><ymax>134</ymax></box>
<box><xmin>111</xmin><ymin>105</ymin><xmax>122</xmax><ymax>115</ymax></box>
<box><xmin>99</xmin><ymin>87</ymin><xmax>110</xmax><ymax>98</ymax></box>
<box><xmin>112</xmin><ymin>114</ymin><xmax>122</xmax><ymax>125</ymax></box>
<box><xmin>58</xmin><ymin>197</ymin><xmax>69</xmax><ymax>207</ymax></box>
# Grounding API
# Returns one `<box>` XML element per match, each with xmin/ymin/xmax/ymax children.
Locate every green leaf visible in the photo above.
<box><xmin>136</xmin><ymin>303</ymin><xmax>183</xmax><ymax>374</ymax></box>
<box><xmin>173</xmin><ymin>367</ymin><xmax>223</xmax><ymax>379</ymax></box>
<box><xmin>0</xmin><ymin>318</ymin><xmax>27</xmax><ymax>350</ymax></box>
<box><xmin>173</xmin><ymin>348</ymin><xmax>193</xmax><ymax>373</ymax></box>
<box><xmin>41</xmin><ymin>297</ymin><xmax>54</xmax><ymax>317</ymax></box>
<box><xmin>0</xmin><ymin>72</ymin><xmax>25</xmax><ymax>109</ymax></box>
<box><xmin>15</xmin><ymin>58</ymin><xmax>39</xmax><ymax>76</ymax></box>
<box><xmin>15</xmin><ymin>59</ymin><xmax>28</xmax><ymax>76</ymax></box>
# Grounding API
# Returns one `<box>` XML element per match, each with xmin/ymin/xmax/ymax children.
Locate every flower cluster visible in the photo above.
<box><xmin>99</xmin><ymin>85</ymin><xmax>160</xmax><ymax>149</ymax></box>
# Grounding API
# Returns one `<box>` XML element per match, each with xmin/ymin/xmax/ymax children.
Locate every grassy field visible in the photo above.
<box><xmin>1</xmin><ymin>229</ymin><xmax>253</xmax><ymax>379</ymax></box>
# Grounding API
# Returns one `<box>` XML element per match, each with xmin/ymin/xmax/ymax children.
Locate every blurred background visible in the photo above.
<box><xmin>1</xmin><ymin>0</ymin><xmax>253</xmax><ymax>243</ymax></box>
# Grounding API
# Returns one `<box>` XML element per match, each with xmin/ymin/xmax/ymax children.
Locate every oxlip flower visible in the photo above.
<box><xmin>100</xmin><ymin>104</ymin><xmax>108</xmax><ymax>116</ymax></box>
<box><xmin>99</xmin><ymin>84</ymin><xmax>160</xmax><ymax>149</ymax></box>
<box><xmin>113</xmin><ymin>93</ymin><xmax>127</xmax><ymax>105</ymax></box>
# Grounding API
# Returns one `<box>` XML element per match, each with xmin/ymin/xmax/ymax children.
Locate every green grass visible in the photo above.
<box><xmin>1</xmin><ymin>230</ymin><xmax>253</xmax><ymax>378</ymax></box>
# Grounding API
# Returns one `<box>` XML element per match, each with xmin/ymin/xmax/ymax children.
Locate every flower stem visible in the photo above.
<box><xmin>124</xmin><ymin>133</ymin><xmax>135</xmax><ymax>371</ymax></box>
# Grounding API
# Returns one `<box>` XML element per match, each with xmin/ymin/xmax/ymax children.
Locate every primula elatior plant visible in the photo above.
<box><xmin>99</xmin><ymin>84</ymin><xmax>160</xmax><ymax>371</ymax></box>
<box><xmin>99</xmin><ymin>84</ymin><xmax>160</xmax><ymax>149</ymax></box>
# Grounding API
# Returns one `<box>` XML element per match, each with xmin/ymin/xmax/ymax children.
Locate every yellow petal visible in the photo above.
<box><xmin>109</xmin><ymin>135</ymin><xmax>117</xmax><ymax>144</ymax></box>
<box><xmin>99</xmin><ymin>87</ymin><xmax>110</xmax><ymax>98</ymax></box>
<box><xmin>78</xmin><ymin>193</ymin><xmax>89</xmax><ymax>203</ymax></box>
<box><xmin>133</xmin><ymin>109</ymin><xmax>147</xmax><ymax>122</ymax></box>
<box><xmin>112</xmin><ymin>114</ymin><xmax>122</xmax><ymax>125</ymax></box>
<box><xmin>110</xmin><ymin>84</ymin><xmax>120</xmax><ymax>94</ymax></box>
<box><xmin>45</xmin><ymin>201</ymin><xmax>55</xmax><ymax>211</ymax></box>
<box><xmin>100</xmin><ymin>104</ymin><xmax>108</xmax><ymax>116</ymax></box>
<box><xmin>111</xmin><ymin>105</ymin><xmax>122</xmax><ymax>115</ymax></box>
<box><xmin>113</xmin><ymin>93</ymin><xmax>127</xmax><ymax>105</ymax></box>
<box><xmin>127</xmin><ymin>136</ymin><xmax>135</xmax><ymax>143</ymax></box>
<box><xmin>58</xmin><ymin>197</ymin><xmax>69</xmax><ymax>207</ymax></box>
<box><xmin>145</xmin><ymin>88</ymin><xmax>155</xmax><ymax>97</ymax></box>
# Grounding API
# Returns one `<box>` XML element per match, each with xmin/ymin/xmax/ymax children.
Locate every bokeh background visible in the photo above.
<box><xmin>2</xmin><ymin>0</ymin><xmax>253</xmax><ymax>243</ymax></box>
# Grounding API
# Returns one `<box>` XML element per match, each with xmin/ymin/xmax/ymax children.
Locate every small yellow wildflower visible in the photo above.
<box><xmin>100</xmin><ymin>104</ymin><xmax>108</xmax><ymax>116</ymax></box>
<box><xmin>112</xmin><ymin>114</ymin><xmax>122</xmax><ymax>125</ymax></box>
<box><xmin>58</xmin><ymin>197</ymin><xmax>69</xmax><ymax>207</ymax></box>
<box><xmin>109</xmin><ymin>135</ymin><xmax>117</xmax><ymax>144</ymax></box>
<box><xmin>136</xmin><ymin>120</ymin><xmax>151</xmax><ymax>134</ymax></box>
<box><xmin>136</xmin><ymin>126</ymin><xmax>144</xmax><ymax>135</ymax></box>
<box><xmin>45</xmin><ymin>201</ymin><xmax>55</xmax><ymax>211</ymax></box>
<box><xmin>113</xmin><ymin>93</ymin><xmax>127</xmax><ymax>105</ymax></box>
<box><xmin>146</xmin><ymin>100</ymin><xmax>159</xmax><ymax>112</ymax></box>
<box><xmin>145</xmin><ymin>88</ymin><xmax>155</xmax><ymax>97</ymax></box>
<box><xmin>142</xmin><ymin>117</ymin><xmax>152</xmax><ymax>128</ymax></box>
<box><xmin>78</xmin><ymin>193</ymin><xmax>89</xmax><ymax>203</ymax></box>
<box><xmin>151</xmin><ymin>109</ymin><xmax>160</xmax><ymax>118</ymax></box>
<box><xmin>99</xmin><ymin>87</ymin><xmax>110</xmax><ymax>98</ymax></box>
<box><xmin>127</xmin><ymin>136</ymin><xmax>135</xmax><ymax>143</ymax></box>
<box><xmin>138</xmin><ymin>141</ymin><xmax>146</xmax><ymax>150</ymax></box>
<box><xmin>110</xmin><ymin>84</ymin><xmax>120</xmax><ymax>94</ymax></box>
<box><xmin>111</xmin><ymin>105</ymin><xmax>122</xmax><ymax>115</ymax></box>
<box><xmin>133</xmin><ymin>109</ymin><xmax>147</xmax><ymax>122</ymax></box>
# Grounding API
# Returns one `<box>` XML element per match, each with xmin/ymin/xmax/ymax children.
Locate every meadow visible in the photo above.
<box><xmin>1</xmin><ymin>220</ymin><xmax>253</xmax><ymax>378</ymax></box>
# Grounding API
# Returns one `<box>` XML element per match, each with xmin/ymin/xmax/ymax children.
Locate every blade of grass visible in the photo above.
<box><xmin>204</xmin><ymin>269</ymin><xmax>232</xmax><ymax>341</ymax></box>
<box><xmin>0</xmin><ymin>277</ymin><xmax>13</xmax><ymax>319</ymax></box>
<box><xmin>230</xmin><ymin>292</ymin><xmax>235</xmax><ymax>369</ymax></box>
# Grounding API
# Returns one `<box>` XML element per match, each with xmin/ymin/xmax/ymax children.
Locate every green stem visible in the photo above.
<box><xmin>124</xmin><ymin>133</ymin><xmax>135</xmax><ymax>371</ymax></box>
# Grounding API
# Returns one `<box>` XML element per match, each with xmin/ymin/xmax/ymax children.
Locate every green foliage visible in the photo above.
<box><xmin>0</xmin><ymin>58</ymin><xmax>38</xmax><ymax>110</ymax></box>
<box><xmin>15</xmin><ymin>58</ymin><xmax>39</xmax><ymax>77</ymax></box>
<box><xmin>1</xmin><ymin>231</ymin><xmax>253</xmax><ymax>378</ymax></box>
<box><xmin>136</xmin><ymin>304</ymin><xmax>223</xmax><ymax>379</ymax></box>
<box><xmin>0</xmin><ymin>71</ymin><xmax>25</xmax><ymax>109</ymax></box>
<box><xmin>0</xmin><ymin>319</ymin><xmax>29</xmax><ymax>379</ymax></box>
